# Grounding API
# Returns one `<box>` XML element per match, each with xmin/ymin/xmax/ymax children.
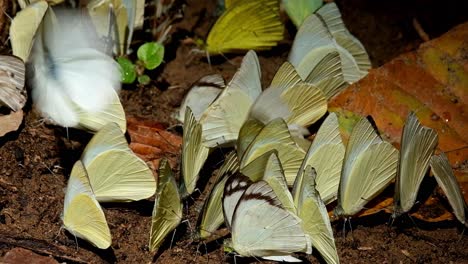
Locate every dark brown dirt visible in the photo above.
<box><xmin>1</xmin><ymin>0</ymin><xmax>468</xmax><ymax>263</ymax></box>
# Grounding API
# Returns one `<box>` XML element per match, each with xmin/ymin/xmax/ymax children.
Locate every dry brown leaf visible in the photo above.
<box><xmin>0</xmin><ymin>110</ymin><xmax>23</xmax><ymax>137</ymax></box>
<box><xmin>127</xmin><ymin>116</ymin><xmax>182</xmax><ymax>173</ymax></box>
<box><xmin>329</xmin><ymin>22</ymin><xmax>468</xmax><ymax>222</ymax></box>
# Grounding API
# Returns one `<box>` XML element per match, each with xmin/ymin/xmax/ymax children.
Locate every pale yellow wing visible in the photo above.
<box><xmin>10</xmin><ymin>1</ymin><xmax>49</xmax><ymax>61</ymax></box>
<box><xmin>250</xmin><ymin>62</ymin><xmax>328</xmax><ymax>129</ymax></box>
<box><xmin>336</xmin><ymin>118</ymin><xmax>398</xmax><ymax>217</ymax></box>
<box><xmin>299</xmin><ymin>113</ymin><xmax>344</xmax><ymax>204</ymax></box>
<box><xmin>88</xmin><ymin>0</ymin><xmax>129</xmax><ymax>55</ymax></box>
<box><xmin>76</xmin><ymin>89</ymin><xmax>127</xmax><ymax>133</ymax></box>
<box><xmin>181</xmin><ymin>107</ymin><xmax>210</xmax><ymax>196</ymax></box>
<box><xmin>81</xmin><ymin>122</ymin><xmax>129</xmax><ymax>165</ymax></box>
<box><xmin>63</xmin><ymin>161</ymin><xmax>111</xmax><ymax>249</ymax></box>
<box><xmin>292</xmin><ymin>166</ymin><xmax>339</xmax><ymax>264</ymax></box>
<box><xmin>206</xmin><ymin>0</ymin><xmax>284</xmax><ymax>54</ymax></box>
<box><xmin>240</xmin><ymin>118</ymin><xmax>306</xmax><ymax>185</ymax></box>
<box><xmin>394</xmin><ymin>112</ymin><xmax>438</xmax><ymax>216</ymax></box>
<box><xmin>149</xmin><ymin>159</ymin><xmax>182</xmax><ymax>251</ymax></box>
<box><xmin>198</xmin><ymin>151</ymin><xmax>239</xmax><ymax>239</ymax></box>
<box><xmin>282</xmin><ymin>0</ymin><xmax>323</xmax><ymax>27</ymax></box>
<box><xmin>199</xmin><ymin>51</ymin><xmax>261</xmax><ymax>147</ymax></box>
<box><xmin>430</xmin><ymin>153</ymin><xmax>468</xmax><ymax>227</ymax></box>
<box><xmin>316</xmin><ymin>2</ymin><xmax>371</xmax><ymax>75</ymax></box>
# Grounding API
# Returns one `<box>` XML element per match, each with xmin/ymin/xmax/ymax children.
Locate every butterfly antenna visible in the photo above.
<box><xmin>348</xmin><ymin>217</ymin><xmax>355</xmax><ymax>242</ymax></box>
<box><xmin>458</xmin><ymin>227</ymin><xmax>466</xmax><ymax>241</ymax></box>
<box><xmin>407</xmin><ymin>214</ymin><xmax>419</xmax><ymax>229</ymax></box>
<box><xmin>206</xmin><ymin>50</ymin><xmax>212</xmax><ymax>69</ymax></box>
<box><xmin>169</xmin><ymin>228</ymin><xmax>177</xmax><ymax>249</ymax></box>
<box><xmin>65</xmin><ymin>127</ymin><xmax>70</xmax><ymax>141</ymax></box>
<box><xmin>220</xmin><ymin>52</ymin><xmax>235</xmax><ymax>66</ymax></box>
<box><xmin>342</xmin><ymin>218</ymin><xmax>347</xmax><ymax>239</ymax></box>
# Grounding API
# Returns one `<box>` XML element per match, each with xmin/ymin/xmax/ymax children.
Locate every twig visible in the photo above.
<box><xmin>0</xmin><ymin>235</ymin><xmax>88</xmax><ymax>263</ymax></box>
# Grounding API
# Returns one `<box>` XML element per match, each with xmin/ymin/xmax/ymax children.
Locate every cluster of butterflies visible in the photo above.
<box><xmin>6</xmin><ymin>0</ymin><xmax>142</xmax><ymax>131</ymax></box>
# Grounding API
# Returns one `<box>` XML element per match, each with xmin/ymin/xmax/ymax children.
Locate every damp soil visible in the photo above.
<box><xmin>1</xmin><ymin>0</ymin><xmax>468</xmax><ymax>263</ymax></box>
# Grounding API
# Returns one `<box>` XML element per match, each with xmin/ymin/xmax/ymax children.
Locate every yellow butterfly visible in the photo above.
<box><xmin>81</xmin><ymin>122</ymin><xmax>156</xmax><ymax>202</ymax></box>
<box><xmin>204</xmin><ymin>0</ymin><xmax>284</xmax><ymax>55</ymax></box>
<box><xmin>62</xmin><ymin>160</ymin><xmax>111</xmax><ymax>249</ymax></box>
<box><xmin>292</xmin><ymin>166</ymin><xmax>339</xmax><ymax>264</ymax></box>
<box><xmin>149</xmin><ymin>159</ymin><xmax>182</xmax><ymax>251</ymax></box>
<box><xmin>181</xmin><ymin>107</ymin><xmax>210</xmax><ymax>196</ymax></box>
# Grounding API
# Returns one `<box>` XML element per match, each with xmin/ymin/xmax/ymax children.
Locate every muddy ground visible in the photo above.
<box><xmin>1</xmin><ymin>0</ymin><xmax>468</xmax><ymax>263</ymax></box>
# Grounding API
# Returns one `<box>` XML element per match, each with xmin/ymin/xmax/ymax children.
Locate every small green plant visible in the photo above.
<box><xmin>118</xmin><ymin>42</ymin><xmax>165</xmax><ymax>85</ymax></box>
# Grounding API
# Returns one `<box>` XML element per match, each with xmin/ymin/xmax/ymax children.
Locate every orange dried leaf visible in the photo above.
<box><xmin>0</xmin><ymin>110</ymin><xmax>23</xmax><ymax>137</ymax></box>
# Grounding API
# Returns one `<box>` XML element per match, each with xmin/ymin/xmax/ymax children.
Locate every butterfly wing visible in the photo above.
<box><xmin>76</xmin><ymin>89</ymin><xmax>126</xmax><ymax>132</ymax></box>
<box><xmin>316</xmin><ymin>3</ymin><xmax>371</xmax><ymax>75</ymax></box>
<box><xmin>250</xmin><ymin>62</ymin><xmax>328</xmax><ymax>129</ymax></box>
<box><xmin>430</xmin><ymin>153</ymin><xmax>468</xmax><ymax>227</ymax></box>
<box><xmin>336</xmin><ymin>117</ymin><xmax>398</xmax><ymax>216</ymax></box>
<box><xmin>176</xmin><ymin>74</ymin><xmax>225</xmax><ymax>123</ymax></box>
<box><xmin>198</xmin><ymin>151</ymin><xmax>239</xmax><ymax>239</ymax></box>
<box><xmin>394</xmin><ymin>112</ymin><xmax>438</xmax><ymax>216</ymax></box>
<box><xmin>292</xmin><ymin>166</ymin><xmax>339</xmax><ymax>264</ymax></box>
<box><xmin>81</xmin><ymin>122</ymin><xmax>129</xmax><ymax>164</ymax></box>
<box><xmin>223</xmin><ymin>173</ymin><xmax>252</xmax><ymax>229</ymax></box>
<box><xmin>283</xmin><ymin>0</ymin><xmax>323</xmax><ymax>27</ymax></box>
<box><xmin>149</xmin><ymin>159</ymin><xmax>182</xmax><ymax>251</ymax></box>
<box><xmin>230</xmin><ymin>180</ymin><xmax>311</xmax><ymax>257</ymax></box>
<box><xmin>300</xmin><ymin>113</ymin><xmax>344</xmax><ymax>204</ymax></box>
<box><xmin>63</xmin><ymin>161</ymin><xmax>111</xmax><ymax>249</ymax></box>
<box><xmin>199</xmin><ymin>51</ymin><xmax>261</xmax><ymax>147</ymax></box>
<box><xmin>240</xmin><ymin>118</ymin><xmax>306</xmax><ymax>185</ymax></box>
<box><xmin>10</xmin><ymin>1</ymin><xmax>48</xmax><ymax>61</ymax></box>
<box><xmin>181</xmin><ymin>107</ymin><xmax>210</xmax><ymax>195</ymax></box>
<box><xmin>0</xmin><ymin>55</ymin><xmax>26</xmax><ymax>111</ymax></box>
<box><xmin>206</xmin><ymin>0</ymin><xmax>284</xmax><ymax>54</ymax></box>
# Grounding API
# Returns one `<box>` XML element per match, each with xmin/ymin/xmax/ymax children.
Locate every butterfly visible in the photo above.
<box><xmin>292</xmin><ymin>166</ymin><xmax>339</xmax><ymax>264</ymax></box>
<box><xmin>87</xmin><ymin>0</ymin><xmax>136</xmax><ymax>55</ymax></box>
<box><xmin>238</xmin><ymin>118</ymin><xmax>306</xmax><ymax>185</ymax></box>
<box><xmin>198</xmin><ymin>151</ymin><xmax>239</xmax><ymax>239</ymax></box>
<box><xmin>204</xmin><ymin>0</ymin><xmax>284</xmax><ymax>55</ymax></box>
<box><xmin>149</xmin><ymin>159</ymin><xmax>183</xmax><ymax>251</ymax></box>
<box><xmin>175</xmin><ymin>74</ymin><xmax>225</xmax><ymax>123</ymax></box>
<box><xmin>430</xmin><ymin>153</ymin><xmax>468</xmax><ymax>227</ymax></box>
<box><xmin>283</xmin><ymin>0</ymin><xmax>323</xmax><ymax>27</ymax></box>
<box><xmin>223</xmin><ymin>174</ymin><xmax>311</xmax><ymax>261</ymax></box>
<box><xmin>23</xmin><ymin>6</ymin><xmax>125</xmax><ymax>131</ymax></box>
<box><xmin>181</xmin><ymin>107</ymin><xmax>210</xmax><ymax>196</ymax></box>
<box><xmin>334</xmin><ymin>116</ymin><xmax>399</xmax><ymax>217</ymax></box>
<box><xmin>199</xmin><ymin>50</ymin><xmax>262</xmax><ymax>147</ymax></box>
<box><xmin>393</xmin><ymin>112</ymin><xmax>438</xmax><ymax>217</ymax></box>
<box><xmin>298</xmin><ymin>113</ymin><xmax>345</xmax><ymax>204</ymax></box>
<box><xmin>10</xmin><ymin>0</ymin><xmax>48</xmax><ymax>62</ymax></box>
<box><xmin>62</xmin><ymin>160</ymin><xmax>111</xmax><ymax>249</ymax></box>
<box><xmin>316</xmin><ymin>3</ymin><xmax>371</xmax><ymax>78</ymax></box>
<box><xmin>0</xmin><ymin>55</ymin><xmax>26</xmax><ymax>111</ymax></box>
<box><xmin>249</xmin><ymin>61</ymin><xmax>328</xmax><ymax>137</ymax></box>
<box><xmin>81</xmin><ymin>122</ymin><xmax>156</xmax><ymax>202</ymax></box>
<box><xmin>288</xmin><ymin>6</ymin><xmax>368</xmax><ymax>94</ymax></box>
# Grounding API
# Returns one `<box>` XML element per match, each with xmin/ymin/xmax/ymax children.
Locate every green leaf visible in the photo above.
<box><xmin>117</xmin><ymin>57</ymin><xmax>137</xmax><ymax>84</ymax></box>
<box><xmin>138</xmin><ymin>75</ymin><xmax>151</xmax><ymax>85</ymax></box>
<box><xmin>137</xmin><ymin>42</ymin><xmax>164</xmax><ymax>70</ymax></box>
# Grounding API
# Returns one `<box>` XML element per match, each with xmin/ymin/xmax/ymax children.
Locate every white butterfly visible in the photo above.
<box><xmin>62</xmin><ymin>160</ymin><xmax>111</xmax><ymax>249</ymax></box>
<box><xmin>430</xmin><ymin>153</ymin><xmax>468</xmax><ymax>227</ymax></box>
<box><xmin>393</xmin><ymin>112</ymin><xmax>438</xmax><ymax>217</ymax></box>
<box><xmin>199</xmin><ymin>50</ymin><xmax>262</xmax><ymax>147</ymax></box>
<box><xmin>223</xmin><ymin>175</ymin><xmax>311</xmax><ymax>261</ymax></box>
<box><xmin>175</xmin><ymin>74</ymin><xmax>225</xmax><ymax>123</ymax></box>
<box><xmin>29</xmin><ymin>7</ymin><xmax>124</xmax><ymax>131</ymax></box>
<box><xmin>335</xmin><ymin>117</ymin><xmax>399</xmax><ymax>217</ymax></box>
<box><xmin>80</xmin><ymin>122</ymin><xmax>156</xmax><ymax>202</ymax></box>
<box><xmin>299</xmin><ymin>113</ymin><xmax>345</xmax><ymax>204</ymax></box>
